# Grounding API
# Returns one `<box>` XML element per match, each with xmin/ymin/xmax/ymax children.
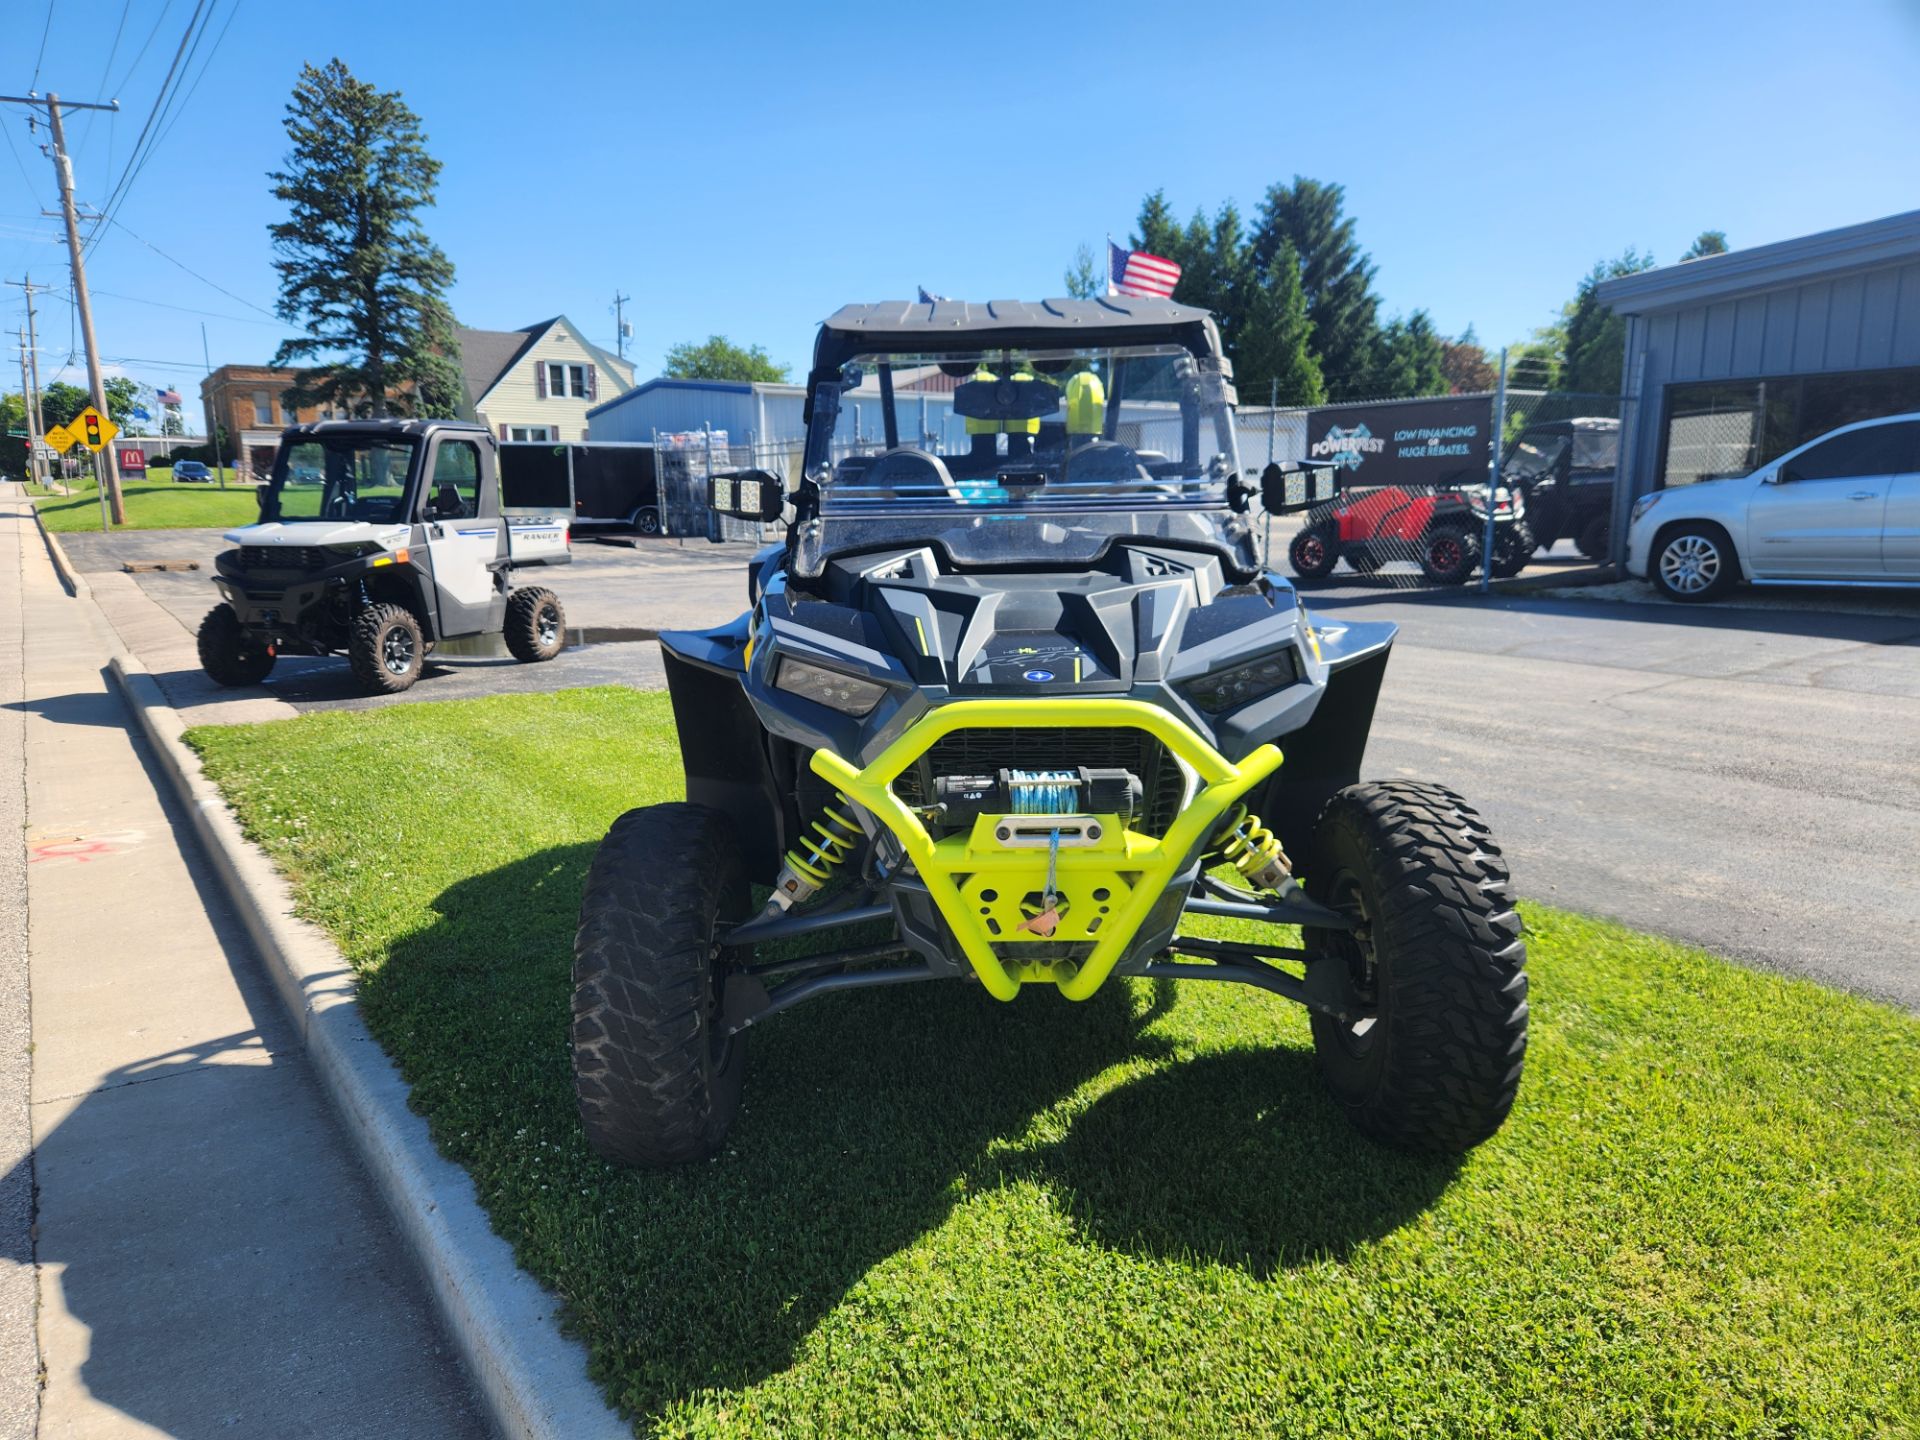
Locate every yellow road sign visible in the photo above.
<box><xmin>74</xmin><ymin>406</ymin><xmax>118</xmax><ymax>452</ymax></box>
<box><xmin>43</xmin><ymin>423</ymin><xmax>76</xmax><ymax>454</ymax></box>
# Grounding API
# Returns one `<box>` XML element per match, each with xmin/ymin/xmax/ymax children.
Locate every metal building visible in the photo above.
<box><xmin>585</xmin><ymin>378</ymin><xmax>809</xmax><ymax>447</ymax></box>
<box><xmin>1600</xmin><ymin>209</ymin><xmax>1920</xmax><ymax>551</ymax></box>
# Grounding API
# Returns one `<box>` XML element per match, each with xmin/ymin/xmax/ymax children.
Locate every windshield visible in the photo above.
<box><xmin>795</xmin><ymin>343</ymin><xmax>1251</xmax><ymax>577</ymax></box>
<box><xmin>1503</xmin><ymin>430</ymin><xmax>1567</xmax><ymax>482</ymax></box>
<box><xmin>263</xmin><ymin>436</ymin><xmax>417</xmax><ymax>524</ymax></box>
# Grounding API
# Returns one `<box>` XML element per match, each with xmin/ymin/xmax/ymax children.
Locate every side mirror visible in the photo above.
<box><xmin>1259</xmin><ymin>460</ymin><xmax>1339</xmax><ymax>515</ymax></box>
<box><xmin>1771</xmin><ymin>466</ymin><xmax>1799</xmax><ymax>485</ymax></box>
<box><xmin>709</xmin><ymin>470</ymin><xmax>786</xmax><ymax>522</ymax></box>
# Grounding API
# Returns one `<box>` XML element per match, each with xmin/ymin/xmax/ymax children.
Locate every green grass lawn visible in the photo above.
<box><xmin>35</xmin><ymin>477</ymin><xmax>260</xmax><ymax>531</ymax></box>
<box><xmin>187</xmin><ymin>688</ymin><xmax>1920</xmax><ymax>1439</ymax></box>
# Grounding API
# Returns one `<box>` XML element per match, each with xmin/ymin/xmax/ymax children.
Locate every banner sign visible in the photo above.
<box><xmin>121</xmin><ymin>448</ymin><xmax>147</xmax><ymax>473</ymax></box>
<box><xmin>1305</xmin><ymin>395</ymin><xmax>1493</xmax><ymax>490</ymax></box>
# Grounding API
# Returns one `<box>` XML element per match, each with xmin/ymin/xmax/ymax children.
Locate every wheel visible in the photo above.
<box><xmin>504</xmin><ymin>586</ymin><xmax>566</xmax><ymax>663</ymax></box>
<box><xmin>1650</xmin><ymin>524</ymin><xmax>1737</xmax><ymax>602</ymax></box>
<box><xmin>347</xmin><ymin>602</ymin><xmax>425</xmax><ymax>694</ymax></box>
<box><xmin>1288</xmin><ymin>524</ymin><xmax>1338</xmax><ymax>580</ymax></box>
<box><xmin>1302</xmin><ymin>782</ymin><xmax>1528</xmax><ymax>1153</ymax></box>
<box><xmin>1575</xmin><ymin>511</ymin><xmax>1612</xmax><ymax>561</ymax></box>
<box><xmin>1345</xmin><ymin>549</ymin><xmax>1382</xmax><ymax>574</ymax></box>
<box><xmin>572</xmin><ymin>803</ymin><xmax>748</xmax><ymax>1167</ymax></box>
<box><xmin>1489</xmin><ymin>520</ymin><xmax>1536</xmax><ymax>579</ymax></box>
<box><xmin>637</xmin><ymin>510</ymin><xmax>662</xmax><ymax>536</ymax></box>
<box><xmin>1418</xmin><ymin>525</ymin><xmax>1480</xmax><ymax>585</ymax></box>
<box><xmin>196</xmin><ymin>604</ymin><xmax>275</xmax><ymax>687</ymax></box>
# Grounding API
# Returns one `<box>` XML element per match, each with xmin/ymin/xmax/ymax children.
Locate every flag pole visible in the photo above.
<box><xmin>1105</xmin><ymin>234</ymin><xmax>1114</xmax><ymax>296</ymax></box>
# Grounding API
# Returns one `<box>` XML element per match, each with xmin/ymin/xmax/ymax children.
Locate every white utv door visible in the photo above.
<box><xmin>1746</xmin><ymin>423</ymin><xmax>1903</xmax><ymax>578</ymax></box>
<box><xmin>420</xmin><ymin>435</ymin><xmax>507</xmax><ymax>639</ymax></box>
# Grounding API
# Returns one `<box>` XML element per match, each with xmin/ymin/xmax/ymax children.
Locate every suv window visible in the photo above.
<box><xmin>1786</xmin><ymin>423</ymin><xmax>1920</xmax><ymax>481</ymax></box>
<box><xmin>427</xmin><ymin>440</ymin><xmax>481</xmax><ymax>519</ymax></box>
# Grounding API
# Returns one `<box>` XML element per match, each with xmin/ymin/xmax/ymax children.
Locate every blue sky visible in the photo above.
<box><xmin>3</xmin><ymin>0</ymin><xmax>1917</xmax><ymax>404</ymax></box>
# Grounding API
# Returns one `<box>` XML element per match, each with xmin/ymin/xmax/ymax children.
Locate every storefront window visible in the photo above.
<box><xmin>1658</xmin><ymin>366</ymin><xmax>1920</xmax><ymax>487</ymax></box>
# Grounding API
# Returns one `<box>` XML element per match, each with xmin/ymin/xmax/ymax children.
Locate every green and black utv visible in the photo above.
<box><xmin>571</xmin><ymin>298</ymin><xmax>1528</xmax><ymax>1167</ymax></box>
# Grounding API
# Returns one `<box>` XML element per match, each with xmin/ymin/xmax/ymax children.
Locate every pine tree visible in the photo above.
<box><xmin>1064</xmin><ymin>243</ymin><xmax>1100</xmax><ymax>299</ymax></box>
<box><xmin>1681</xmin><ymin>230</ymin><xmax>1729</xmax><ymax>261</ymax></box>
<box><xmin>1251</xmin><ymin>179</ymin><xmax>1380</xmax><ymax>400</ymax></box>
<box><xmin>1367</xmin><ymin>311</ymin><xmax>1448</xmax><ymax>398</ymax></box>
<box><xmin>1234</xmin><ymin>241</ymin><xmax>1324</xmax><ymax>406</ymax></box>
<box><xmin>1560</xmin><ymin>250</ymin><xmax>1657</xmax><ymax>394</ymax></box>
<box><xmin>269</xmin><ymin>59</ymin><xmax>460</xmax><ymax>418</ymax></box>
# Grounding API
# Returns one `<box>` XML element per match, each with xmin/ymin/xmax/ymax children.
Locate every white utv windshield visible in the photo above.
<box><xmin>792</xmin><ymin>344</ymin><xmax>1255</xmax><ymax>577</ymax></box>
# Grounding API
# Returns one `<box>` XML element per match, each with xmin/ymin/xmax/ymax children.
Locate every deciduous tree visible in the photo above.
<box><xmin>662</xmin><ymin>335</ymin><xmax>789</xmax><ymax>383</ymax></box>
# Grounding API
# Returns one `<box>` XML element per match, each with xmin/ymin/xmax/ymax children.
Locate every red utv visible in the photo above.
<box><xmin>1288</xmin><ymin>483</ymin><xmax>1534</xmax><ymax>585</ymax></box>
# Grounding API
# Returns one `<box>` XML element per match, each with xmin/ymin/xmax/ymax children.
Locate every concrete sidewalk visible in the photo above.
<box><xmin>0</xmin><ymin>487</ymin><xmax>487</xmax><ymax>1437</ymax></box>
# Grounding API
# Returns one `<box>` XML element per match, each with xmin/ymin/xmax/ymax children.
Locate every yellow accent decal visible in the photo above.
<box><xmin>913</xmin><ymin>616</ymin><xmax>930</xmax><ymax>655</ymax></box>
<box><xmin>372</xmin><ymin>556</ymin><xmax>393</xmax><ymax>567</ymax></box>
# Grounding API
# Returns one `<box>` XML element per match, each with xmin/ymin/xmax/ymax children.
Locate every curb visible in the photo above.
<box><xmin>32</xmin><ymin>509</ymin><xmax>85</xmax><ymax>599</ymax></box>
<box><xmin>105</xmin><ymin>647</ymin><xmax>628</xmax><ymax>1439</ymax></box>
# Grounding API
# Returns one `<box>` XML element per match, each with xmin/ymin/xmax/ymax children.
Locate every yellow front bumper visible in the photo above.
<box><xmin>809</xmin><ymin>699</ymin><xmax>1282</xmax><ymax>1001</ymax></box>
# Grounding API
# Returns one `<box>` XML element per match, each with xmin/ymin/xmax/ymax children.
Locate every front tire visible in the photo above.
<box><xmin>196</xmin><ymin>604</ymin><xmax>275</xmax><ymax>687</ymax></box>
<box><xmin>1288</xmin><ymin>524</ymin><xmax>1338</xmax><ymax>580</ymax></box>
<box><xmin>573</xmin><ymin>804</ymin><xmax>748</xmax><ymax>1167</ymax></box>
<box><xmin>347</xmin><ymin>602</ymin><xmax>425</xmax><ymax>694</ymax></box>
<box><xmin>1576</xmin><ymin>511</ymin><xmax>1612</xmax><ymax>562</ymax></box>
<box><xmin>1650</xmin><ymin>523</ymin><xmax>1737</xmax><ymax>602</ymax></box>
<box><xmin>1303</xmin><ymin>782</ymin><xmax>1528</xmax><ymax>1153</ymax></box>
<box><xmin>1419</xmin><ymin>525</ymin><xmax>1480</xmax><ymax>585</ymax></box>
<box><xmin>504</xmin><ymin>586</ymin><xmax>566</xmax><ymax>663</ymax></box>
<box><xmin>1490</xmin><ymin>520</ymin><xmax>1536</xmax><ymax>579</ymax></box>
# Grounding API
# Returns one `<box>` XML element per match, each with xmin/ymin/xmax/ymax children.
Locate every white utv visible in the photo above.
<box><xmin>197</xmin><ymin>419</ymin><xmax>572</xmax><ymax>695</ymax></box>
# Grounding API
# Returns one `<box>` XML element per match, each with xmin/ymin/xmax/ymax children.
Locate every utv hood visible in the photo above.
<box><xmin>223</xmin><ymin>520</ymin><xmax>411</xmax><ymax>549</ymax></box>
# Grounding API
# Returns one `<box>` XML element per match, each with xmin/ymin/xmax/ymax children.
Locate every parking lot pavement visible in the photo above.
<box><xmin>1307</xmin><ymin>587</ymin><xmax>1920</xmax><ymax>1008</ymax></box>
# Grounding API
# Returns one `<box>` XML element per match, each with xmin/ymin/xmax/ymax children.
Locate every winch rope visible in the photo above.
<box><xmin>1007</xmin><ymin>769</ymin><xmax>1078</xmax><ymax>815</ymax></box>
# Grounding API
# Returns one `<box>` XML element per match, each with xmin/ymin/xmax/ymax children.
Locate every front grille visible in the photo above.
<box><xmin>240</xmin><ymin>545</ymin><xmax>328</xmax><ymax>572</ymax></box>
<box><xmin>894</xmin><ymin>726</ymin><xmax>1188</xmax><ymax>837</ymax></box>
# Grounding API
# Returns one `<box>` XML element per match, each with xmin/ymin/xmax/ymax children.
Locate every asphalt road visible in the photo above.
<box><xmin>56</xmin><ymin>525</ymin><xmax>1920</xmax><ymax>1008</ymax></box>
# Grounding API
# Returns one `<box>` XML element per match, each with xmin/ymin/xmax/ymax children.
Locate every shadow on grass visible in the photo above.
<box><xmin>370</xmin><ymin>844</ymin><xmax>1456</xmax><ymax>1418</ymax></box>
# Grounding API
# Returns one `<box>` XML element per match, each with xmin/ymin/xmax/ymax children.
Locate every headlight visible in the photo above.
<box><xmin>1181</xmin><ymin>650</ymin><xmax>1298</xmax><ymax>715</ymax></box>
<box><xmin>1630</xmin><ymin>491</ymin><xmax>1665</xmax><ymax>523</ymax></box>
<box><xmin>774</xmin><ymin>657</ymin><xmax>888</xmax><ymax>716</ymax></box>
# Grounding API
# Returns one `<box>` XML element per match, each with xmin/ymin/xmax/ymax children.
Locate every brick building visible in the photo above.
<box><xmin>199</xmin><ymin>365</ymin><xmax>351</xmax><ymax>476</ymax></box>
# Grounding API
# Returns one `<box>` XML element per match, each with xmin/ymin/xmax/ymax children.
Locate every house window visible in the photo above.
<box><xmin>544</xmin><ymin>362</ymin><xmax>593</xmax><ymax>399</ymax></box>
<box><xmin>508</xmin><ymin>425</ymin><xmax>558</xmax><ymax>442</ymax></box>
<box><xmin>252</xmin><ymin>390</ymin><xmax>272</xmax><ymax>425</ymax></box>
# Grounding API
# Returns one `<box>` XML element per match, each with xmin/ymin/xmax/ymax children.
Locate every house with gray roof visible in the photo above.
<box><xmin>455</xmin><ymin>316</ymin><xmax>636</xmax><ymax>443</ymax></box>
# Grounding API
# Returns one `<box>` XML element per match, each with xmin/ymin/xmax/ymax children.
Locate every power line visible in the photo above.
<box><xmin>29</xmin><ymin>1</ymin><xmax>55</xmax><ymax>93</ymax></box>
<box><xmin>90</xmin><ymin>286</ymin><xmax>289</xmax><ymax>329</ymax></box>
<box><xmin>83</xmin><ymin>0</ymin><xmax>212</xmax><ymax>248</ymax></box>
<box><xmin>112</xmin><ymin>0</ymin><xmax>181</xmax><ymax>97</ymax></box>
<box><xmin>95</xmin><ymin>215</ymin><xmax>279</xmax><ymax>318</ymax></box>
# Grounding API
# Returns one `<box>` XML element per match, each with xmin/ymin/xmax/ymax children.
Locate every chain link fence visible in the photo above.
<box><xmin>1245</xmin><ymin>386</ymin><xmax>1635</xmax><ymax>591</ymax></box>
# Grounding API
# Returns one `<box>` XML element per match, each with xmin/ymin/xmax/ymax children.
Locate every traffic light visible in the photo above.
<box><xmin>83</xmin><ymin>412</ymin><xmax>102</xmax><ymax>448</ymax></box>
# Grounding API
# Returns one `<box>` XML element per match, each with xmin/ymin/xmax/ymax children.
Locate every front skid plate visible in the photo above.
<box><xmin>809</xmin><ymin>699</ymin><xmax>1282</xmax><ymax>1001</ymax></box>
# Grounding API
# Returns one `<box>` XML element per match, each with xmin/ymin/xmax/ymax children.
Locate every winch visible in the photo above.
<box><xmin>929</xmin><ymin>767</ymin><xmax>1142</xmax><ymax>824</ymax></box>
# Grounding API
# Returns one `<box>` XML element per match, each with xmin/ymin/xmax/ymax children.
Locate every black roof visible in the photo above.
<box><xmin>823</xmin><ymin>296</ymin><xmax>1212</xmax><ymax>334</ymax></box>
<box><xmin>810</xmin><ymin>297</ymin><xmax>1225</xmax><ymax>388</ymax></box>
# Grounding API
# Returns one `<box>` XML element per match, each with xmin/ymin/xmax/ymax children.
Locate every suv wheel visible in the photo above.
<box><xmin>348</xmin><ymin>602</ymin><xmax>425</xmax><ymax>694</ymax></box>
<box><xmin>1303</xmin><ymin>782</ymin><xmax>1528</xmax><ymax>1153</ymax></box>
<box><xmin>504</xmin><ymin>586</ymin><xmax>566</xmax><ymax>663</ymax></box>
<box><xmin>1651</xmin><ymin>525</ymin><xmax>1736</xmax><ymax>602</ymax></box>
<box><xmin>572</xmin><ymin>803</ymin><xmax>748</xmax><ymax>1166</ymax></box>
<box><xmin>1419</xmin><ymin>525</ymin><xmax>1480</xmax><ymax>585</ymax></box>
<box><xmin>196</xmin><ymin>604</ymin><xmax>276</xmax><ymax>687</ymax></box>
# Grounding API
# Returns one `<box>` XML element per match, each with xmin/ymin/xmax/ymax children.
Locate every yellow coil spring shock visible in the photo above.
<box><xmin>768</xmin><ymin>792</ymin><xmax>862</xmax><ymax>912</ymax></box>
<box><xmin>1215</xmin><ymin>803</ymin><xmax>1293</xmax><ymax>892</ymax></box>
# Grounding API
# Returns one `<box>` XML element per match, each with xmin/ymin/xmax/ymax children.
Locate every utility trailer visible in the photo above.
<box><xmin>500</xmin><ymin>441</ymin><xmax>662</xmax><ymax>536</ymax></box>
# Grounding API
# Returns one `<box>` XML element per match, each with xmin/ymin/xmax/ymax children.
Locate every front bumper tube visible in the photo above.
<box><xmin>809</xmin><ymin>699</ymin><xmax>1282</xmax><ymax>1002</ymax></box>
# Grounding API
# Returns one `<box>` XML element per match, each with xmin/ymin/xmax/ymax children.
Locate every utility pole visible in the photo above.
<box><xmin>200</xmin><ymin>322</ymin><xmax>225</xmax><ymax>489</ymax></box>
<box><xmin>1</xmin><ymin>90</ymin><xmax>124</xmax><ymax>522</ymax></box>
<box><xmin>612</xmin><ymin>290</ymin><xmax>630</xmax><ymax>362</ymax></box>
<box><xmin>14</xmin><ymin>332</ymin><xmax>37</xmax><ymax>486</ymax></box>
<box><xmin>6</xmin><ymin>278</ymin><xmax>50</xmax><ymax>487</ymax></box>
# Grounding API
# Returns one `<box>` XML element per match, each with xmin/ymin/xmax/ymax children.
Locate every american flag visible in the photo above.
<box><xmin>156</xmin><ymin>388</ymin><xmax>182</xmax><ymax>405</ymax></box>
<box><xmin>1108</xmin><ymin>240</ymin><xmax>1181</xmax><ymax>299</ymax></box>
